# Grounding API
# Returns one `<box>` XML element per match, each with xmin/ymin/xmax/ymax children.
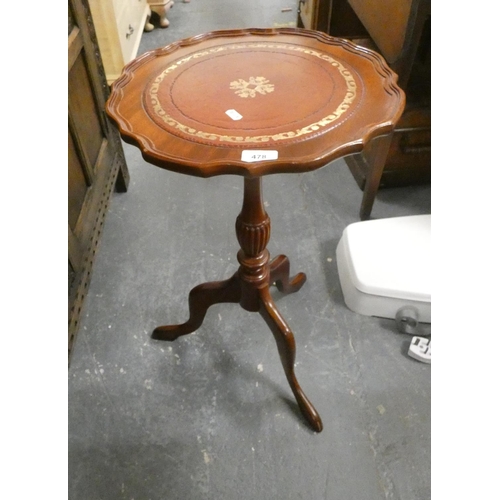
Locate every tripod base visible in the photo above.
<box><xmin>152</xmin><ymin>254</ymin><xmax>323</xmax><ymax>433</ymax></box>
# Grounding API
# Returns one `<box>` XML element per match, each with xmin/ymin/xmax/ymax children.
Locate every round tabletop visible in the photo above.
<box><xmin>106</xmin><ymin>28</ymin><xmax>405</xmax><ymax>178</ymax></box>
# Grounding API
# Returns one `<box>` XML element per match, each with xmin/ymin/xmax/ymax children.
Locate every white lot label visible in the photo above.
<box><xmin>225</xmin><ymin>109</ymin><xmax>243</xmax><ymax>121</ymax></box>
<box><xmin>241</xmin><ymin>150</ymin><xmax>278</xmax><ymax>162</ymax></box>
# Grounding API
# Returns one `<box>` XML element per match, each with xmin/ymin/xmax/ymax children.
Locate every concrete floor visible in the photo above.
<box><xmin>68</xmin><ymin>2</ymin><xmax>431</xmax><ymax>499</ymax></box>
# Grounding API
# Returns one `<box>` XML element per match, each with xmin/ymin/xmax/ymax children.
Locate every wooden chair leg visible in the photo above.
<box><xmin>359</xmin><ymin>133</ymin><xmax>393</xmax><ymax>220</ymax></box>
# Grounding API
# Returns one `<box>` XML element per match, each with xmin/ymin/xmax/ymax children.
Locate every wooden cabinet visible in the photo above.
<box><xmin>88</xmin><ymin>0</ymin><xmax>151</xmax><ymax>84</ymax></box>
<box><xmin>298</xmin><ymin>0</ymin><xmax>431</xmax><ymax>189</ymax></box>
<box><xmin>68</xmin><ymin>0</ymin><xmax>130</xmax><ymax>359</ymax></box>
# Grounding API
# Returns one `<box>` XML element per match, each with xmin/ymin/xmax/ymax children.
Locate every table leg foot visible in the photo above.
<box><xmin>270</xmin><ymin>254</ymin><xmax>306</xmax><ymax>295</ymax></box>
<box><xmin>258</xmin><ymin>287</ymin><xmax>323</xmax><ymax>432</ymax></box>
<box><xmin>152</xmin><ymin>273</ymin><xmax>241</xmax><ymax>341</ymax></box>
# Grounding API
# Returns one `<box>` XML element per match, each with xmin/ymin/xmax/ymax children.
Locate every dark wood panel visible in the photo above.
<box><xmin>329</xmin><ymin>0</ymin><xmax>369</xmax><ymax>37</ymax></box>
<box><xmin>68</xmin><ymin>224</ymin><xmax>83</xmax><ymax>276</ymax></box>
<box><xmin>68</xmin><ymin>130</ymin><xmax>88</xmax><ymax>230</ymax></box>
<box><xmin>68</xmin><ymin>0</ymin><xmax>130</xmax><ymax>360</ymax></box>
<box><xmin>68</xmin><ymin>53</ymin><xmax>105</xmax><ymax>170</ymax></box>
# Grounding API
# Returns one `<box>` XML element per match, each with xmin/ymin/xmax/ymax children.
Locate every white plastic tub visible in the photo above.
<box><xmin>336</xmin><ymin>214</ymin><xmax>431</xmax><ymax>323</ymax></box>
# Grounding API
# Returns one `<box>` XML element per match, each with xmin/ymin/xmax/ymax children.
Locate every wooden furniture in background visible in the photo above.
<box><xmin>299</xmin><ymin>0</ymin><xmax>430</xmax><ymax>218</ymax></box>
<box><xmin>145</xmin><ymin>0</ymin><xmax>174</xmax><ymax>29</ymax></box>
<box><xmin>106</xmin><ymin>28</ymin><xmax>404</xmax><ymax>430</ymax></box>
<box><xmin>68</xmin><ymin>0</ymin><xmax>130</xmax><ymax>359</ymax></box>
<box><xmin>88</xmin><ymin>0</ymin><xmax>151</xmax><ymax>84</ymax></box>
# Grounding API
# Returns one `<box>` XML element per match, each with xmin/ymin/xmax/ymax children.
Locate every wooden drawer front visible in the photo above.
<box><xmin>112</xmin><ymin>0</ymin><xmax>141</xmax><ymax>24</ymax></box>
<box><xmin>116</xmin><ymin>0</ymin><xmax>148</xmax><ymax>63</ymax></box>
<box><xmin>378</xmin><ymin>109</ymin><xmax>430</xmax><ymax>186</ymax></box>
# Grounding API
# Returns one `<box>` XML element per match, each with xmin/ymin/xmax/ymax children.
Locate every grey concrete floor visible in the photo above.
<box><xmin>68</xmin><ymin>2</ymin><xmax>431</xmax><ymax>499</ymax></box>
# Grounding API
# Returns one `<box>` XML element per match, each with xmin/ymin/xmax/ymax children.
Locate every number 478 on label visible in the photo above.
<box><xmin>241</xmin><ymin>150</ymin><xmax>279</xmax><ymax>163</ymax></box>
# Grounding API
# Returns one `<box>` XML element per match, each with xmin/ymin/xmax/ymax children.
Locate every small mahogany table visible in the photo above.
<box><xmin>106</xmin><ymin>28</ymin><xmax>405</xmax><ymax>432</ymax></box>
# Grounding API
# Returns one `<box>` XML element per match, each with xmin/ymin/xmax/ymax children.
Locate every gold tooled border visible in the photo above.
<box><xmin>147</xmin><ymin>43</ymin><xmax>357</xmax><ymax>144</ymax></box>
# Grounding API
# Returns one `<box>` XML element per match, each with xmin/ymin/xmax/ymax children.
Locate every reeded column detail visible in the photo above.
<box><xmin>235</xmin><ymin>178</ymin><xmax>271</xmax><ymax>310</ymax></box>
<box><xmin>235</xmin><ymin>217</ymin><xmax>271</xmax><ymax>257</ymax></box>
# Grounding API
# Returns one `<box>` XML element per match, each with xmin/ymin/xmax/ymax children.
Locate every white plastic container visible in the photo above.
<box><xmin>336</xmin><ymin>214</ymin><xmax>431</xmax><ymax>323</ymax></box>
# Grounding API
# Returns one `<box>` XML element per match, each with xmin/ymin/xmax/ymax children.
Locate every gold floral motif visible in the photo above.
<box><xmin>229</xmin><ymin>77</ymin><xmax>275</xmax><ymax>98</ymax></box>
